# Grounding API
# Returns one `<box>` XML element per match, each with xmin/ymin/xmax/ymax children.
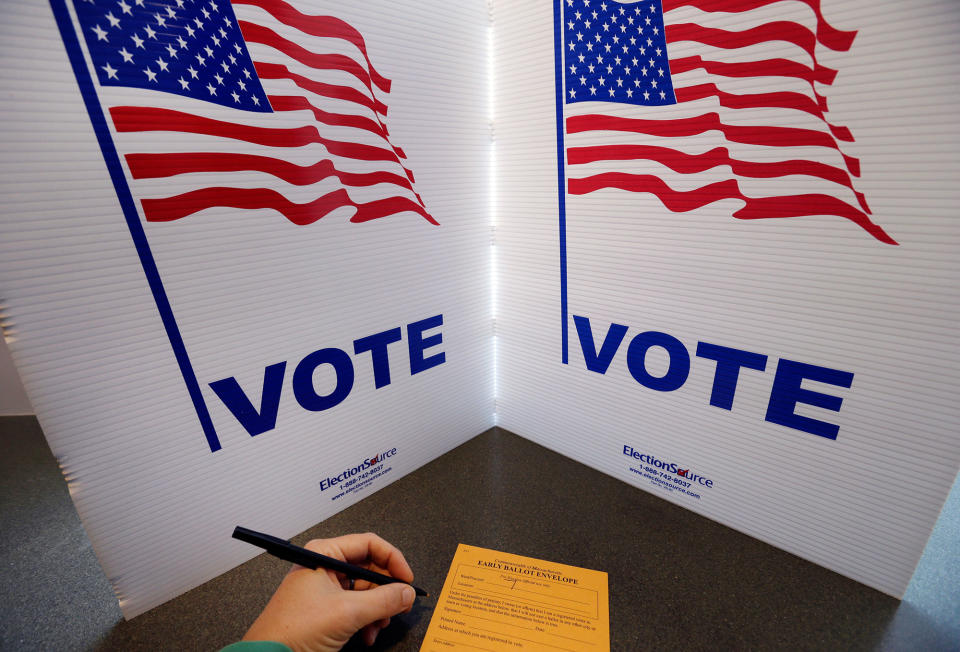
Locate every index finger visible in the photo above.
<box><xmin>307</xmin><ymin>532</ymin><xmax>414</xmax><ymax>583</ymax></box>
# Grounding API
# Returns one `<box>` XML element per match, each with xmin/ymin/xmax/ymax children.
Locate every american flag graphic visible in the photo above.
<box><xmin>70</xmin><ymin>0</ymin><xmax>434</xmax><ymax>226</ymax></box>
<box><xmin>560</xmin><ymin>0</ymin><xmax>896</xmax><ymax>245</ymax></box>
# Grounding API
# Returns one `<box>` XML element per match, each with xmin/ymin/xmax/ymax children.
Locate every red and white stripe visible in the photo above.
<box><xmin>564</xmin><ymin>0</ymin><xmax>896</xmax><ymax>244</ymax></box>
<box><xmin>99</xmin><ymin>0</ymin><xmax>435</xmax><ymax>226</ymax></box>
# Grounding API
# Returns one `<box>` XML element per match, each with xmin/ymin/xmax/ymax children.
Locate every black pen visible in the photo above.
<box><xmin>233</xmin><ymin>526</ymin><xmax>428</xmax><ymax>596</ymax></box>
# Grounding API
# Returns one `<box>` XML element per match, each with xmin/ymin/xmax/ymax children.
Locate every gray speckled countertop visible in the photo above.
<box><xmin>91</xmin><ymin>426</ymin><xmax>900</xmax><ymax>651</ymax></box>
<box><xmin>9</xmin><ymin>418</ymin><xmax>956</xmax><ymax>651</ymax></box>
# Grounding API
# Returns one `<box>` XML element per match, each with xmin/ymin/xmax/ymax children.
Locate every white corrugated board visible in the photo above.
<box><xmin>2</xmin><ymin>0</ymin><xmax>959</xmax><ymax>618</ymax></box>
<box><xmin>493</xmin><ymin>0</ymin><xmax>960</xmax><ymax>598</ymax></box>
<box><xmin>0</xmin><ymin>0</ymin><xmax>492</xmax><ymax>617</ymax></box>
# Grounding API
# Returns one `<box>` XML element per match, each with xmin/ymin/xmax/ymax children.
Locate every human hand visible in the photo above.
<box><xmin>242</xmin><ymin>532</ymin><xmax>417</xmax><ymax>652</ymax></box>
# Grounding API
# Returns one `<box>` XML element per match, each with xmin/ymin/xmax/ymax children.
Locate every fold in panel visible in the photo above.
<box><xmin>0</xmin><ymin>0</ymin><xmax>491</xmax><ymax>617</ymax></box>
<box><xmin>494</xmin><ymin>0</ymin><xmax>960</xmax><ymax>597</ymax></box>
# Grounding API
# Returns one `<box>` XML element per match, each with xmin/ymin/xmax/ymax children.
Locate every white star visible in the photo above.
<box><xmin>187</xmin><ymin>65</ymin><xmax>199</xmax><ymax>78</ymax></box>
<box><xmin>568</xmin><ymin>41</ymin><xmax>575</xmax><ymax>51</ymax></box>
<box><xmin>579</xmin><ymin>75</ymin><xmax>586</xmax><ymax>85</ymax></box>
<box><xmin>243</xmin><ymin>68</ymin><xmax>251</xmax><ymax>78</ymax></box>
<box><xmin>228</xmin><ymin>53</ymin><xmax>237</xmax><ymax>64</ymax></box>
<box><xmin>608</xmin><ymin>88</ymin><xmax>615</xmax><ymax>96</ymax></box>
<box><xmin>588</xmin><ymin>63</ymin><xmax>595</xmax><ymax>73</ymax></box>
<box><xmin>589</xmin><ymin>85</ymin><xmax>596</xmax><ymax>95</ymax></box>
<box><xmin>101</xmin><ymin>62</ymin><xmax>118</xmax><ymax>79</ymax></box>
<box><xmin>204</xmin><ymin>46</ymin><xmax>214</xmax><ymax>57</ymax></box>
<box><xmin>154</xmin><ymin>13</ymin><xmax>167</xmax><ymax>27</ymax></box>
<box><xmin>650</xmin><ymin>3</ymin><xmax>656</xmax><ymax>12</ymax></box>
<box><xmin>175</xmin><ymin>0</ymin><xmax>184</xmax><ymax>6</ymax></box>
<box><xmin>207</xmin><ymin>83</ymin><xmax>216</xmax><ymax>95</ymax></box>
<box><xmin>233</xmin><ymin>42</ymin><xmax>242</xmax><ymax>53</ymax></box>
<box><xmin>251</xmin><ymin>95</ymin><xmax>259</xmax><ymax>105</ymax></box>
<box><xmin>651</xmin><ymin>79</ymin><xmax>658</xmax><ymax>88</ymax></box>
<box><xmin>569</xmin><ymin>64</ymin><xmax>576</xmax><ymax>74</ymax></box>
<box><xmin>195</xmin><ymin>54</ymin><xmax>205</xmax><ymax>66</ymax></box>
<box><xmin>653</xmin><ymin>26</ymin><xmax>659</xmax><ymax>35</ymax></box>
<box><xmin>655</xmin><ymin>47</ymin><xmax>662</xmax><ymax>56</ymax></box>
<box><xmin>600</xmin><ymin>1</ymin><xmax>607</xmax><ymax>10</ymax></box>
<box><xmin>231</xmin><ymin>91</ymin><xmax>240</xmax><ymax>102</ymax></box>
<box><xmin>598</xmin><ymin>77</ymin><xmax>605</xmax><ymax>86</ymax></box>
<box><xmin>237</xmin><ymin>79</ymin><xmax>246</xmax><ymax>90</ymax></box>
<box><xmin>212</xmin><ymin>35</ymin><xmax>221</xmax><ymax>46</ymax></box>
<box><xmin>118</xmin><ymin>47</ymin><xmax>133</xmax><ymax>63</ymax></box>
<box><xmin>643</xmin><ymin>90</ymin><xmax>650</xmax><ymax>100</ymax></box>
<box><xmin>166</xmin><ymin>6</ymin><xmax>176</xmax><ymax>17</ymax></box>
<box><xmin>194</xmin><ymin>17</ymin><xmax>204</xmax><ymax>29</ymax></box>
<box><xmin>210</xmin><ymin>1</ymin><xmax>219</xmax><ymax>10</ymax></box>
<box><xmin>220</xmin><ymin>60</ymin><xmax>230</xmax><ymax>72</ymax></box>
<box><xmin>131</xmin><ymin>33</ymin><xmax>144</xmax><ymax>48</ymax></box>
<box><xmin>202</xmin><ymin>7</ymin><xmax>210</xmax><ymax>18</ymax></box>
<box><xmin>659</xmin><ymin>90</ymin><xmax>666</xmax><ymax>99</ymax></box>
<box><xmin>218</xmin><ymin>27</ymin><xmax>227</xmax><ymax>38</ymax></box>
<box><xmin>105</xmin><ymin>12</ymin><xmax>120</xmax><ymax>28</ymax></box>
<box><xmin>577</xmin><ymin>53</ymin><xmax>585</xmax><ymax>62</ymax></box>
<box><xmin>645</xmin><ymin>16</ymin><xmax>651</xmax><ymax>25</ymax></box>
<box><xmin>155</xmin><ymin>56</ymin><xmax>168</xmax><ymax>72</ymax></box>
<box><xmin>658</xmin><ymin>67</ymin><xmax>664</xmax><ymax>77</ymax></box>
<box><xmin>185</xmin><ymin>25</ymin><xmax>195</xmax><ymax>37</ymax></box>
<box><xmin>214</xmin><ymin>72</ymin><xmax>224</xmax><ymax>85</ymax></box>
<box><xmin>143</xmin><ymin>67</ymin><xmax>157</xmax><ymax>82</ymax></box>
<box><xmin>177</xmin><ymin>77</ymin><xmax>189</xmax><ymax>89</ymax></box>
<box><xmin>616</xmin><ymin>77</ymin><xmax>623</xmax><ymax>87</ymax></box>
<box><xmin>576</xmin><ymin>31</ymin><xmax>583</xmax><ymax>41</ymax></box>
<box><xmin>143</xmin><ymin>25</ymin><xmax>156</xmax><ymax>39</ymax></box>
<box><xmin>117</xmin><ymin>0</ymin><xmax>132</xmax><ymax>15</ymax></box>
<box><xmin>165</xmin><ymin>44</ymin><xmax>178</xmax><ymax>58</ymax></box>
<box><xmin>642</xmin><ymin>66</ymin><xmax>647</xmax><ymax>76</ymax></box>
<box><xmin>626</xmin><ymin>88</ymin><xmax>633</xmax><ymax>97</ymax></box>
<box><xmin>91</xmin><ymin>25</ymin><xmax>109</xmax><ymax>42</ymax></box>
<box><xmin>225</xmin><ymin>16</ymin><xmax>232</xmax><ymax>27</ymax></box>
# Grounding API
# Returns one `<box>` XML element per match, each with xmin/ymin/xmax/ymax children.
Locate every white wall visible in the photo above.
<box><xmin>0</xmin><ymin>337</ymin><xmax>32</xmax><ymax>415</ymax></box>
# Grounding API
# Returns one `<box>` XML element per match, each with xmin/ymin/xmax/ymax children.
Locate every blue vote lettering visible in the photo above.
<box><xmin>573</xmin><ymin>314</ymin><xmax>854</xmax><ymax>440</ymax></box>
<box><xmin>208</xmin><ymin>314</ymin><xmax>445</xmax><ymax>446</ymax></box>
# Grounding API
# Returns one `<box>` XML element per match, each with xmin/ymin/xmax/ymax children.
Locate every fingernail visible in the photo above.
<box><xmin>402</xmin><ymin>586</ymin><xmax>415</xmax><ymax>606</ymax></box>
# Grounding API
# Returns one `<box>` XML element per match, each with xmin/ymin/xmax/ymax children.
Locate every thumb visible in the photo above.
<box><xmin>343</xmin><ymin>583</ymin><xmax>416</xmax><ymax>629</ymax></box>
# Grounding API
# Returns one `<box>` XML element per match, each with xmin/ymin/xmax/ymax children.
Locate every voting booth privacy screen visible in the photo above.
<box><xmin>0</xmin><ymin>0</ymin><xmax>958</xmax><ymax>616</ymax></box>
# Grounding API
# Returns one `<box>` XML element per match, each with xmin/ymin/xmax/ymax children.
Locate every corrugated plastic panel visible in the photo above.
<box><xmin>0</xmin><ymin>0</ymin><xmax>492</xmax><ymax>617</ymax></box>
<box><xmin>493</xmin><ymin>0</ymin><xmax>960</xmax><ymax>598</ymax></box>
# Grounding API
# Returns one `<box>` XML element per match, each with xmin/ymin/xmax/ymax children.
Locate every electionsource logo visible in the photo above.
<box><xmin>320</xmin><ymin>447</ymin><xmax>397</xmax><ymax>492</ymax></box>
<box><xmin>623</xmin><ymin>445</ymin><xmax>714</xmax><ymax>489</ymax></box>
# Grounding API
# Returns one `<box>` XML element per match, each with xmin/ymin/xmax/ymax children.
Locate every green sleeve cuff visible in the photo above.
<box><xmin>219</xmin><ymin>642</ymin><xmax>293</xmax><ymax>652</ymax></box>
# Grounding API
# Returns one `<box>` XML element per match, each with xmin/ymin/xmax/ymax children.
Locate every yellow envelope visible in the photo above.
<box><xmin>420</xmin><ymin>544</ymin><xmax>609</xmax><ymax>651</ymax></box>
